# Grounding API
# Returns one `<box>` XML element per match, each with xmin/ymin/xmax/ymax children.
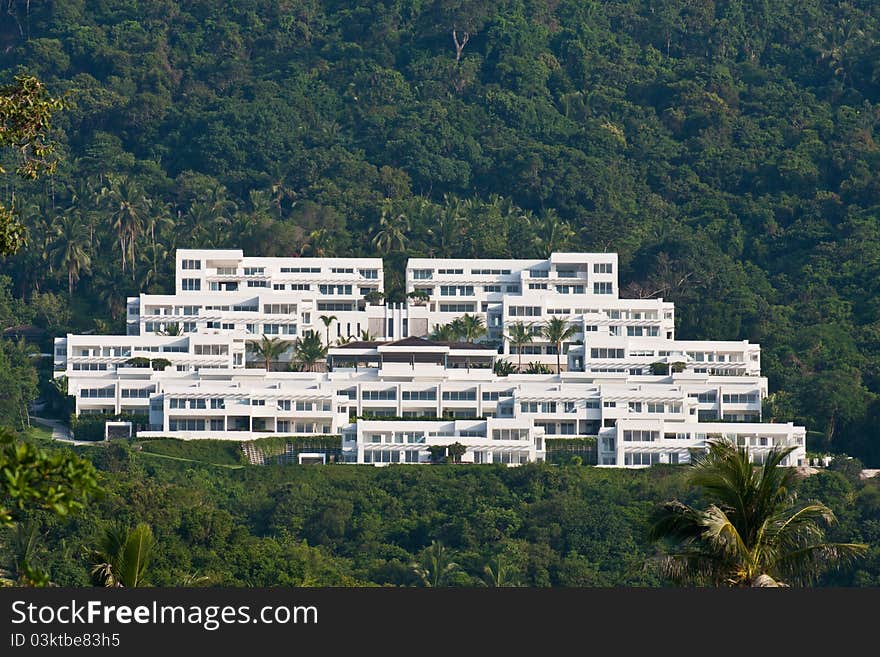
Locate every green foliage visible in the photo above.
<box><xmin>0</xmin><ymin>427</ymin><xmax>100</xmax><ymax>526</ymax></box>
<box><xmin>0</xmin><ymin>3</ymin><xmax>878</xmax><ymax>463</ymax></box>
<box><xmin>137</xmin><ymin>438</ymin><xmax>245</xmax><ymax>466</ymax></box>
<box><xmin>87</xmin><ymin>522</ymin><xmax>155</xmax><ymax>587</ymax></box>
<box><xmin>71</xmin><ymin>413</ymin><xmax>148</xmax><ymax>441</ymax></box>
<box><xmin>649</xmin><ymin>441</ymin><xmax>867</xmax><ymax>586</ymax></box>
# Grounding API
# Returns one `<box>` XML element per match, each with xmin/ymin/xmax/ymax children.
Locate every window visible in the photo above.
<box><xmin>557</xmin><ymin>269</ymin><xmax>577</xmax><ymax>278</ymax></box>
<box><xmin>289</xmin><ymin>283</ymin><xmax>310</xmax><ymax>290</ymax></box>
<box><xmin>440</xmin><ymin>285</ymin><xmax>474</xmax><ymax>296</ymax></box>
<box><xmin>359</xmin><ymin>269</ymin><xmax>378</xmax><ymax>279</ymax></box>
<box><xmin>484</xmin><ymin>285</ymin><xmax>502</xmax><ymax>293</ymax></box>
<box><xmin>509</xmin><ymin>306</ymin><xmax>542</xmax><ymax>317</ymax></box>
<box><xmin>331</xmin><ymin>267</ymin><xmax>354</xmax><ymax>274</ymax></box>
<box><xmin>362</xmin><ymin>389</ymin><xmax>397</xmax><ymax>401</ymax></box>
<box><xmin>317</xmin><ymin>302</ymin><xmax>354</xmax><ymax>312</ymax></box>
<box><xmin>590</xmin><ymin>348</ymin><xmax>625</xmax><ymax>358</ymax></box>
<box><xmin>81</xmin><ymin>387</ymin><xmax>115</xmax><ymax>398</ymax></box>
<box><xmin>181</xmin><ymin>259</ymin><xmax>201</xmax><ymax>270</ymax></box>
<box><xmin>281</xmin><ymin>266</ymin><xmax>321</xmax><ymax>273</ymax></box>
<box><xmin>692</xmin><ymin>391</ymin><xmax>717</xmax><ymax>403</ymax></box>
<box><xmin>585</xmin><ymin>400</ymin><xmax>600</xmax><ymax>409</ymax></box>
<box><xmin>593</xmin><ymin>282</ymin><xmax>613</xmax><ymax>294</ymax></box>
<box><xmin>492</xmin><ymin>429</ymin><xmax>530</xmax><ymax>441</ymax></box>
<box><xmin>169</xmin><ymin>418</ymin><xmax>206</xmax><ymax>431</ymax></box>
<box><xmin>520</xmin><ymin>401</ymin><xmax>557</xmax><ymax>413</ymax></box>
<box><xmin>181</xmin><ymin>278</ymin><xmax>200</xmax><ymax>291</ymax></box>
<box><xmin>251</xmin><ymin>399</ymin><xmax>266</xmax><ymax>406</ymax></box>
<box><xmin>247</xmin><ymin>280</ymin><xmax>269</xmax><ymax>288</ymax></box>
<box><xmin>243</xmin><ymin>267</ymin><xmax>265</xmax><ymax>275</ymax></box>
<box><xmin>264</xmin><ymin>303</ymin><xmax>297</xmax><ymax>314</ymax></box>
<box><xmin>442</xmin><ymin>390</ymin><xmax>477</xmax><ymax>401</ymax></box>
<box><xmin>210</xmin><ymin>398</ymin><xmax>225</xmax><ymax>409</ymax></box>
<box><xmin>472</xmin><ymin>268</ymin><xmax>512</xmax><ymax>275</ymax></box>
<box><xmin>593</xmin><ymin>263</ymin><xmax>613</xmax><ymax>274</ymax></box>
<box><xmin>193</xmin><ymin>344</ymin><xmax>229</xmax><ymax>355</ymax></box>
<box><xmin>439</xmin><ymin>303</ymin><xmax>475</xmax><ymax>313</ymax></box>
<box><xmin>647</xmin><ymin>402</ymin><xmax>665</xmax><ymax>413</ymax></box>
<box><xmin>528</xmin><ymin>283</ymin><xmax>548</xmax><ymax>290</ymax></box>
<box><xmin>556</xmin><ymin>285</ymin><xmax>585</xmax><ymax>294</ymax></box>
<box><xmin>563</xmin><ymin>401</ymin><xmax>576</xmax><ymax>413</ymax></box>
<box><xmin>722</xmin><ymin>393</ymin><xmax>759</xmax><ymax>404</ymax></box>
<box><xmin>437</xmin><ymin>268</ymin><xmax>464</xmax><ymax>275</ymax></box>
<box><xmin>628</xmin><ymin>402</ymin><xmax>643</xmax><ymax>413</ymax></box>
<box><xmin>529</xmin><ymin>269</ymin><xmax>549</xmax><ymax>278</ymax></box>
<box><xmin>623</xmin><ymin>430</ymin><xmax>659</xmax><ymax>442</ymax></box>
<box><xmin>264</xmin><ymin>324</ymin><xmax>280</xmax><ymax>335</ymax></box>
<box><xmin>402</xmin><ymin>390</ymin><xmax>437</xmax><ymax>401</ymax></box>
<box><xmin>624</xmin><ymin>452</ymin><xmax>659</xmax><ymax>466</ymax></box>
<box><xmin>412</xmin><ymin>269</ymin><xmax>433</xmax><ymax>279</ymax></box>
<box><xmin>318</xmin><ymin>284</ymin><xmax>353</xmax><ymax>295</ymax></box>
<box><xmin>506</xmin><ymin>284</ymin><xmax>521</xmax><ymax>293</ymax></box>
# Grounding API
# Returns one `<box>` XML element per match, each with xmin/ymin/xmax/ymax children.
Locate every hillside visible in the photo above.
<box><xmin>0</xmin><ymin>1</ymin><xmax>879</xmax><ymax>462</ymax></box>
<box><xmin>21</xmin><ymin>440</ymin><xmax>880</xmax><ymax>586</ymax></box>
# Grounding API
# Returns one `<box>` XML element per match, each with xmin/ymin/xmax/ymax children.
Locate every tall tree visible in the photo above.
<box><xmin>293</xmin><ymin>332</ymin><xmax>327</xmax><ymax>372</ymax></box>
<box><xmin>319</xmin><ymin>314</ymin><xmax>337</xmax><ymax>347</ymax></box>
<box><xmin>99</xmin><ymin>176</ymin><xmax>151</xmax><ymax>275</ymax></box>
<box><xmin>411</xmin><ymin>540</ymin><xmax>460</xmax><ymax>587</ymax></box>
<box><xmin>541</xmin><ymin>316</ymin><xmax>577</xmax><ymax>374</ymax></box>
<box><xmin>504</xmin><ymin>321</ymin><xmax>534</xmax><ymax>372</ymax></box>
<box><xmin>50</xmin><ymin>212</ymin><xmax>91</xmax><ymax>295</ymax></box>
<box><xmin>649</xmin><ymin>441</ymin><xmax>866</xmax><ymax>587</ymax></box>
<box><xmin>247</xmin><ymin>336</ymin><xmax>290</xmax><ymax>371</ymax></box>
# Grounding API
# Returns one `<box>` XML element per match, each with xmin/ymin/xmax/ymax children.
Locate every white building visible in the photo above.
<box><xmin>53</xmin><ymin>250</ymin><xmax>806</xmax><ymax>468</ymax></box>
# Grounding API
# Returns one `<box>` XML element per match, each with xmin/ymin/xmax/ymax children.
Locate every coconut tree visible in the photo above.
<box><xmin>542</xmin><ymin>316</ymin><xmax>578</xmax><ymax>374</ymax></box>
<box><xmin>88</xmin><ymin>523</ymin><xmax>155</xmax><ymax>588</ymax></box>
<box><xmin>649</xmin><ymin>440</ymin><xmax>867</xmax><ymax>587</ymax></box>
<box><xmin>459</xmin><ymin>313</ymin><xmax>486</xmax><ymax>343</ymax></box>
<box><xmin>50</xmin><ymin>212</ymin><xmax>91</xmax><ymax>295</ymax></box>
<box><xmin>319</xmin><ymin>315</ymin><xmax>337</xmax><ymax>347</ymax></box>
<box><xmin>411</xmin><ymin>540</ymin><xmax>460</xmax><ymax>587</ymax></box>
<box><xmin>247</xmin><ymin>336</ymin><xmax>291</xmax><ymax>371</ymax></box>
<box><xmin>293</xmin><ymin>332</ymin><xmax>327</xmax><ymax>372</ymax></box>
<box><xmin>482</xmin><ymin>555</ymin><xmax>519</xmax><ymax>587</ymax></box>
<box><xmin>430</xmin><ymin>322</ymin><xmax>458</xmax><ymax>342</ymax></box>
<box><xmin>371</xmin><ymin>202</ymin><xmax>409</xmax><ymax>253</ymax></box>
<box><xmin>504</xmin><ymin>321</ymin><xmax>534</xmax><ymax>372</ymax></box>
<box><xmin>99</xmin><ymin>176</ymin><xmax>151</xmax><ymax>275</ymax></box>
<box><xmin>449</xmin><ymin>316</ymin><xmax>466</xmax><ymax>341</ymax></box>
<box><xmin>358</xmin><ymin>328</ymin><xmax>377</xmax><ymax>342</ymax></box>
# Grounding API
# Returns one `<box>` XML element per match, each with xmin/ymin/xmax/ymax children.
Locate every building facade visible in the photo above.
<box><xmin>53</xmin><ymin>250</ymin><xmax>806</xmax><ymax>468</ymax></box>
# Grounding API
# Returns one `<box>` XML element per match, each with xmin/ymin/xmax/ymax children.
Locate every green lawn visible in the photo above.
<box><xmin>22</xmin><ymin>425</ymin><xmax>54</xmax><ymax>442</ymax></box>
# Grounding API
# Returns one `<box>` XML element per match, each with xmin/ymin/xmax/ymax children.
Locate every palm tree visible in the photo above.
<box><xmin>542</xmin><ymin>316</ymin><xmax>578</xmax><ymax>374</ymax></box>
<box><xmin>371</xmin><ymin>202</ymin><xmax>409</xmax><ymax>253</ymax></box>
<box><xmin>336</xmin><ymin>335</ymin><xmax>353</xmax><ymax>346</ymax></box>
<box><xmin>430</xmin><ymin>322</ymin><xmax>458</xmax><ymax>342</ymax></box>
<box><xmin>99</xmin><ymin>176</ymin><xmax>151</xmax><ymax>275</ymax></box>
<box><xmin>649</xmin><ymin>440</ymin><xmax>867</xmax><ymax>587</ymax></box>
<box><xmin>293</xmin><ymin>332</ymin><xmax>327</xmax><ymax>372</ymax></box>
<box><xmin>411</xmin><ymin>540</ymin><xmax>460</xmax><ymax>587</ymax></box>
<box><xmin>50</xmin><ymin>212</ymin><xmax>91</xmax><ymax>295</ymax></box>
<box><xmin>247</xmin><ymin>336</ymin><xmax>291</xmax><ymax>371</ymax></box>
<box><xmin>449</xmin><ymin>316</ymin><xmax>466</xmax><ymax>341</ymax></box>
<box><xmin>459</xmin><ymin>313</ymin><xmax>486</xmax><ymax>343</ymax></box>
<box><xmin>504</xmin><ymin>321</ymin><xmax>534</xmax><ymax>372</ymax></box>
<box><xmin>319</xmin><ymin>315</ymin><xmax>337</xmax><ymax>348</ymax></box>
<box><xmin>358</xmin><ymin>328</ymin><xmax>377</xmax><ymax>342</ymax></box>
<box><xmin>0</xmin><ymin>520</ymin><xmax>49</xmax><ymax>586</ymax></box>
<box><xmin>88</xmin><ymin>523</ymin><xmax>155</xmax><ymax>588</ymax></box>
<box><xmin>482</xmin><ymin>555</ymin><xmax>519</xmax><ymax>587</ymax></box>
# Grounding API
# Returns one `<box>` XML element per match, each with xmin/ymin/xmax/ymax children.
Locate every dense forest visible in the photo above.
<box><xmin>0</xmin><ymin>1</ymin><xmax>879</xmax><ymax>464</ymax></box>
<box><xmin>10</xmin><ymin>439</ymin><xmax>880</xmax><ymax>587</ymax></box>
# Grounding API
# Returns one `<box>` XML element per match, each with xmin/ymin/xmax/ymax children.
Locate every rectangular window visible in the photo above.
<box><xmin>442</xmin><ymin>390</ymin><xmax>477</xmax><ymax>401</ymax></box>
<box><xmin>593</xmin><ymin>263</ymin><xmax>613</xmax><ymax>274</ymax></box>
<box><xmin>439</xmin><ymin>303</ymin><xmax>475</xmax><ymax>313</ymax></box>
<box><xmin>181</xmin><ymin>259</ymin><xmax>201</xmax><ymax>270</ymax></box>
<box><xmin>590</xmin><ymin>348</ymin><xmax>625</xmax><ymax>358</ymax></box>
<box><xmin>412</xmin><ymin>269</ymin><xmax>433</xmax><ymax>279</ymax></box>
<box><xmin>243</xmin><ymin>267</ymin><xmax>265</xmax><ymax>275</ymax></box>
<box><xmin>181</xmin><ymin>278</ymin><xmax>201</xmax><ymax>291</ymax></box>
<box><xmin>437</xmin><ymin>268</ymin><xmax>464</xmax><ymax>275</ymax></box>
<box><xmin>593</xmin><ymin>282</ymin><xmax>613</xmax><ymax>294</ymax></box>
<box><xmin>247</xmin><ymin>280</ymin><xmax>269</xmax><ymax>288</ymax></box>
<box><xmin>623</xmin><ymin>430</ymin><xmax>659</xmax><ymax>442</ymax></box>
<box><xmin>402</xmin><ymin>390</ymin><xmax>437</xmax><ymax>401</ymax></box>
<box><xmin>210</xmin><ymin>398</ymin><xmax>225</xmax><ymax>409</ymax></box>
<box><xmin>359</xmin><ymin>269</ymin><xmax>379</xmax><ymax>279</ymax></box>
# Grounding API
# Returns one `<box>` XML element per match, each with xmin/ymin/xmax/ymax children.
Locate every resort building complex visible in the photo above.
<box><xmin>54</xmin><ymin>249</ymin><xmax>806</xmax><ymax>467</ymax></box>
